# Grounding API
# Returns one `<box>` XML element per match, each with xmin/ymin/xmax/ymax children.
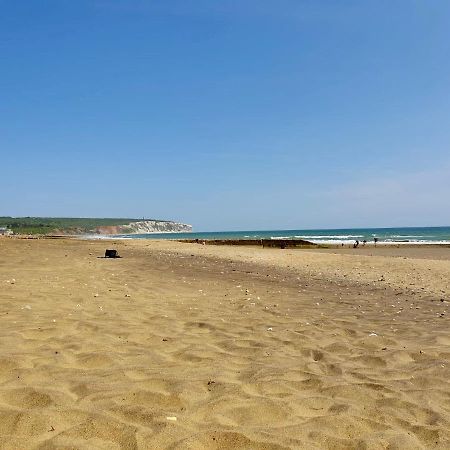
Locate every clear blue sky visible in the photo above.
<box><xmin>1</xmin><ymin>1</ymin><xmax>449</xmax><ymax>230</ymax></box>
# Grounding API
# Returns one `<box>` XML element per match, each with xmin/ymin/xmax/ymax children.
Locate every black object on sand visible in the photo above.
<box><xmin>105</xmin><ymin>249</ymin><xmax>121</xmax><ymax>258</ymax></box>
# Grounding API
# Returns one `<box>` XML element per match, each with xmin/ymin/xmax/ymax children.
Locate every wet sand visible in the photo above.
<box><xmin>0</xmin><ymin>237</ymin><xmax>449</xmax><ymax>449</ymax></box>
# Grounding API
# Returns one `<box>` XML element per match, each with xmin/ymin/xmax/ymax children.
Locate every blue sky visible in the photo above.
<box><xmin>1</xmin><ymin>1</ymin><xmax>449</xmax><ymax>230</ymax></box>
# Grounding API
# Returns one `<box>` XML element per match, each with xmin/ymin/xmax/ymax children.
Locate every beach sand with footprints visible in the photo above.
<box><xmin>0</xmin><ymin>237</ymin><xmax>449</xmax><ymax>449</ymax></box>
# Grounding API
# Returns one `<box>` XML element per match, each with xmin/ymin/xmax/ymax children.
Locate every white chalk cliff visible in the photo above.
<box><xmin>121</xmin><ymin>220</ymin><xmax>192</xmax><ymax>234</ymax></box>
<box><xmin>93</xmin><ymin>220</ymin><xmax>192</xmax><ymax>235</ymax></box>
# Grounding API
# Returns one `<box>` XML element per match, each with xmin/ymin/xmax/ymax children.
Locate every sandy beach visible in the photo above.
<box><xmin>0</xmin><ymin>237</ymin><xmax>449</xmax><ymax>449</ymax></box>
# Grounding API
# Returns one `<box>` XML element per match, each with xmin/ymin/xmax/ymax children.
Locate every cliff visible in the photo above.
<box><xmin>94</xmin><ymin>220</ymin><xmax>192</xmax><ymax>235</ymax></box>
<box><xmin>0</xmin><ymin>217</ymin><xmax>192</xmax><ymax>236</ymax></box>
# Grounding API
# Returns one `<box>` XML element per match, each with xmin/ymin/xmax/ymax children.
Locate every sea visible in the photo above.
<box><xmin>108</xmin><ymin>226</ymin><xmax>450</xmax><ymax>245</ymax></box>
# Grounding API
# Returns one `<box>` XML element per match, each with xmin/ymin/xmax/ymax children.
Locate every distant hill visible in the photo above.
<box><xmin>0</xmin><ymin>217</ymin><xmax>192</xmax><ymax>235</ymax></box>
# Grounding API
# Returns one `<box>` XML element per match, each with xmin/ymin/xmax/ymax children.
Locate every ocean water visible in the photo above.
<box><xmin>111</xmin><ymin>226</ymin><xmax>450</xmax><ymax>245</ymax></box>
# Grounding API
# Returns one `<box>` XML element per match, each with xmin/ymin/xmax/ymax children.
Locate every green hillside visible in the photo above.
<box><xmin>0</xmin><ymin>217</ymin><xmax>142</xmax><ymax>235</ymax></box>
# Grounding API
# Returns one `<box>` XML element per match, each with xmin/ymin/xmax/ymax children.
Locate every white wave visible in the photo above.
<box><xmin>294</xmin><ymin>235</ymin><xmax>364</xmax><ymax>239</ymax></box>
<box><xmin>389</xmin><ymin>235</ymin><xmax>435</xmax><ymax>238</ymax></box>
<box><xmin>312</xmin><ymin>239</ymin><xmax>450</xmax><ymax>245</ymax></box>
<box><xmin>271</xmin><ymin>236</ymin><xmax>370</xmax><ymax>242</ymax></box>
<box><xmin>308</xmin><ymin>239</ymin><xmax>360</xmax><ymax>245</ymax></box>
<box><xmin>379</xmin><ymin>240</ymin><xmax>450</xmax><ymax>245</ymax></box>
<box><xmin>270</xmin><ymin>236</ymin><xmax>293</xmax><ymax>240</ymax></box>
<box><xmin>80</xmin><ymin>234</ymin><xmax>132</xmax><ymax>240</ymax></box>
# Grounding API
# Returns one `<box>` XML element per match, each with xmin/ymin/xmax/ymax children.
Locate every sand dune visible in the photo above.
<box><xmin>0</xmin><ymin>238</ymin><xmax>449</xmax><ymax>449</ymax></box>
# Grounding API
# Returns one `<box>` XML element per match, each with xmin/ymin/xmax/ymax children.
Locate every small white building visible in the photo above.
<box><xmin>0</xmin><ymin>227</ymin><xmax>13</xmax><ymax>236</ymax></box>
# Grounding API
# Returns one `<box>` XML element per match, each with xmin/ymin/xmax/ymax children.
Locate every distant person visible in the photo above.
<box><xmin>374</xmin><ymin>237</ymin><xmax>379</xmax><ymax>246</ymax></box>
<box><xmin>353</xmin><ymin>240</ymin><xmax>359</xmax><ymax>248</ymax></box>
<box><xmin>362</xmin><ymin>239</ymin><xmax>367</xmax><ymax>246</ymax></box>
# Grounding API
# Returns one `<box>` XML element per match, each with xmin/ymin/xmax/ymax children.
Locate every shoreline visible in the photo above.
<box><xmin>4</xmin><ymin>231</ymin><xmax>450</xmax><ymax>246</ymax></box>
<box><xmin>81</xmin><ymin>234</ymin><xmax>450</xmax><ymax>247</ymax></box>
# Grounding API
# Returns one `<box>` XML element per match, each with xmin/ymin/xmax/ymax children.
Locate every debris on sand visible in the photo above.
<box><xmin>104</xmin><ymin>249</ymin><xmax>121</xmax><ymax>258</ymax></box>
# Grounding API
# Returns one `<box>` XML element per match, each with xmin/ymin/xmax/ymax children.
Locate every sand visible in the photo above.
<box><xmin>0</xmin><ymin>237</ymin><xmax>449</xmax><ymax>449</ymax></box>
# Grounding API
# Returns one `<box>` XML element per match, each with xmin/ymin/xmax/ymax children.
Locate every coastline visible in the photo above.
<box><xmin>0</xmin><ymin>237</ymin><xmax>449</xmax><ymax>448</ymax></box>
<box><xmin>52</xmin><ymin>224</ymin><xmax>450</xmax><ymax>246</ymax></box>
<box><xmin>5</xmin><ymin>223</ymin><xmax>450</xmax><ymax>246</ymax></box>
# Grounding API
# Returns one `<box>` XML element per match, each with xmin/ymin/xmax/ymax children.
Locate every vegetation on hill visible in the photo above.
<box><xmin>0</xmin><ymin>217</ymin><xmax>143</xmax><ymax>235</ymax></box>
